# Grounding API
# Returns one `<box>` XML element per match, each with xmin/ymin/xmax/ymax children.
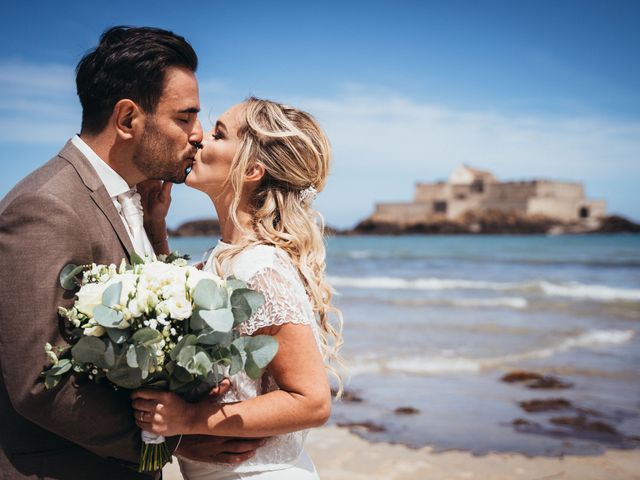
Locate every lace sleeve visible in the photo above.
<box><xmin>241</xmin><ymin>263</ymin><xmax>314</xmax><ymax>336</ymax></box>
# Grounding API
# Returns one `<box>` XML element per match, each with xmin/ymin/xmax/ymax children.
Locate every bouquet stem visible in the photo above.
<box><xmin>139</xmin><ymin>441</ymin><xmax>172</xmax><ymax>472</ymax></box>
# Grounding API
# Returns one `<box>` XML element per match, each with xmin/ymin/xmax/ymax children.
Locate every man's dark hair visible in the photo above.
<box><xmin>76</xmin><ymin>26</ymin><xmax>198</xmax><ymax>134</ymax></box>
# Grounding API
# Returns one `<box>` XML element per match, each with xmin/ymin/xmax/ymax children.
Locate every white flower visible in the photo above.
<box><xmin>75</xmin><ymin>283</ymin><xmax>108</xmax><ymax>316</ymax></box>
<box><xmin>84</xmin><ymin>325</ymin><xmax>106</xmax><ymax>337</ymax></box>
<box><xmin>166</xmin><ymin>297</ymin><xmax>192</xmax><ymax>320</ymax></box>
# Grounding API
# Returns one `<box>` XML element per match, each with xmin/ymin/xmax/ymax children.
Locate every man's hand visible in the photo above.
<box><xmin>176</xmin><ymin>435</ymin><xmax>267</xmax><ymax>464</ymax></box>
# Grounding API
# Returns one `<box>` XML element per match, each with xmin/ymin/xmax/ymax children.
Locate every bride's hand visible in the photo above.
<box><xmin>132</xmin><ymin>389</ymin><xmax>195</xmax><ymax>437</ymax></box>
<box><xmin>137</xmin><ymin>180</ymin><xmax>173</xmax><ymax>228</ymax></box>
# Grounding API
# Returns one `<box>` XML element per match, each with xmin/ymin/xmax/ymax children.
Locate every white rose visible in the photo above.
<box><xmin>75</xmin><ymin>283</ymin><xmax>108</xmax><ymax>316</ymax></box>
<box><xmin>166</xmin><ymin>297</ymin><xmax>192</xmax><ymax>320</ymax></box>
<box><xmin>185</xmin><ymin>267</ymin><xmax>223</xmax><ymax>291</ymax></box>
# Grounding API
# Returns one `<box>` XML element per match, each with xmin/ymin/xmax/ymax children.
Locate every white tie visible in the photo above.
<box><xmin>116</xmin><ymin>190</ymin><xmax>153</xmax><ymax>258</ymax></box>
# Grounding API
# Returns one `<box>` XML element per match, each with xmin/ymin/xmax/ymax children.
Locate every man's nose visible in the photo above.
<box><xmin>190</xmin><ymin>119</ymin><xmax>204</xmax><ymax>146</ymax></box>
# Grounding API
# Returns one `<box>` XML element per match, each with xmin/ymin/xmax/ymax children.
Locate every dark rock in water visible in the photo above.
<box><xmin>501</xmin><ymin>370</ymin><xmax>572</xmax><ymax>389</ymax></box>
<box><xmin>394</xmin><ymin>406</ymin><xmax>420</xmax><ymax>415</ymax></box>
<box><xmin>512</xmin><ymin>418</ymin><xmax>538</xmax><ymax>428</ymax></box>
<box><xmin>550</xmin><ymin>416</ymin><xmax>618</xmax><ymax>435</ymax></box>
<box><xmin>502</xmin><ymin>371</ymin><xmax>545</xmax><ymax>383</ymax></box>
<box><xmin>594</xmin><ymin>215</ymin><xmax>640</xmax><ymax>233</ymax></box>
<box><xmin>168</xmin><ymin>219</ymin><xmax>220</xmax><ymax>237</ymax></box>
<box><xmin>527</xmin><ymin>376</ymin><xmax>573</xmax><ymax>390</ymax></box>
<box><xmin>336</xmin><ymin>421</ymin><xmax>386</xmax><ymax>433</ymax></box>
<box><xmin>332</xmin><ymin>389</ymin><xmax>363</xmax><ymax>402</ymax></box>
<box><xmin>520</xmin><ymin>398</ymin><xmax>573</xmax><ymax>413</ymax></box>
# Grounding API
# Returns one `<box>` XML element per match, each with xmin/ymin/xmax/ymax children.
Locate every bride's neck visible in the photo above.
<box><xmin>213</xmin><ymin>197</ymin><xmax>253</xmax><ymax>245</ymax></box>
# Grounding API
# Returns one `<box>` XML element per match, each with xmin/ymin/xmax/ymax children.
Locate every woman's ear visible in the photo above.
<box><xmin>113</xmin><ymin>99</ymin><xmax>144</xmax><ymax>140</ymax></box>
<box><xmin>245</xmin><ymin>163</ymin><xmax>266</xmax><ymax>183</ymax></box>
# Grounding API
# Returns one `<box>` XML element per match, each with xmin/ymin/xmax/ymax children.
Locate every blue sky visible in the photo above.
<box><xmin>1</xmin><ymin>0</ymin><xmax>639</xmax><ymax>227</ymax></box>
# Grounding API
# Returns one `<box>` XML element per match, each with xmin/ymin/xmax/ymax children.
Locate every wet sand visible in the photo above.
<box><xmin>163</xmin><ymin>425</ymin><xmax>640</xmax><ymax>480</ymax></box>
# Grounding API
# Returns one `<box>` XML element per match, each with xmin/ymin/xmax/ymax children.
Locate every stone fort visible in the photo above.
<box><xmin>370</xmin><ymin>165</ymin><xmax>606</xmax><ymax>226</ymax></box>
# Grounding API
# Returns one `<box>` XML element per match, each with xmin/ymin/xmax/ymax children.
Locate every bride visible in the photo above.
<box><xmin>132</xmin><ymin>97</ymin><xmax>343</xmax><ymax>479</ymax></box>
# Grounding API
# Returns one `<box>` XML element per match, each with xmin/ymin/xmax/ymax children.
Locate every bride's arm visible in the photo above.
<box><xmin>131</xmin><ymin>322</ymin><xmax>331</xmax><ymax>437</ymax></box>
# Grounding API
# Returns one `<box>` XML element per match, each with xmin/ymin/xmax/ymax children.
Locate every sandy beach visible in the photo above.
<box><xmin>163</xmin><ymin>425</ymin><xmax>640</xmax><ymax>480</ymax></box>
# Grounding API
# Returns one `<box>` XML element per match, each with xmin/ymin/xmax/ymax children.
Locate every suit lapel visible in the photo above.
<box><xmin>58</xmin><ymin>140</ymin><xmax>135</xmax><ymax>259</ymax></box>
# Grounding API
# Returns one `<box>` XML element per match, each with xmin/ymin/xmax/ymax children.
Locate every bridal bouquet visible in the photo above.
<box><xmin>41</xmin><ymin>252</ymin><xmax>278</xmax><ymax>472</ymax></box>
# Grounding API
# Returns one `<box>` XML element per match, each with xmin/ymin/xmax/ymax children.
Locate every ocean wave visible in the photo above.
<box><xmin>329</xmin><ymin>251</ymin><xmax>640</xmax><ymax>268</ymax></box>
<box><xmin>346</xmin><ymin>329</ymin><xmax>635</xmax><ymax>376</ymax></box>
<box><xmin>539</xmin><ymin>281</ymin><xmax>640</xmax><ymax>302</ymax></box>
<box><xmin>328</xmin><ymin>275</ymin><xmax>640</xmax><ymax>303</ymax></box>
<box><xmin>390</xmin><ymin>297</ymin><xmax>529</xmax><ymax>309</ymax></box>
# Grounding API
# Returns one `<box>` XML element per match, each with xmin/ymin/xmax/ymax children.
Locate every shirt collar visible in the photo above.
<box><xmin>71</xmin><ymin>135</ymin><xmax>132</xmax><ymax>198</ymax></box>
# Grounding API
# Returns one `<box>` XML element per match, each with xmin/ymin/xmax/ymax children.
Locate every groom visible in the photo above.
<box><xmin>0</xmin><ymin>26</ymin><xmax>261</xmax><ymax>479</ymax></box>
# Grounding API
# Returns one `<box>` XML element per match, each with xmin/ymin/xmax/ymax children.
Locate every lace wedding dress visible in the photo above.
<box><xmin>178</xmin><ymin>242</ymin><xmax>321</xmax><ymax>480</ymax></box>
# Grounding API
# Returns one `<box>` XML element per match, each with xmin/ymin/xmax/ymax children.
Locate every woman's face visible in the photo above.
<box><xmin>186</xmin><ymin>102</ymin><xmax>245</xmax><ymax>196</ymax></box>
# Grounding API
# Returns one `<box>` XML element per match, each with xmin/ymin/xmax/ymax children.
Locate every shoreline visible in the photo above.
<box><xmin>163</xmin><ymin>425</ymin><xmax>640</xmax><ymax>480</ymax></box>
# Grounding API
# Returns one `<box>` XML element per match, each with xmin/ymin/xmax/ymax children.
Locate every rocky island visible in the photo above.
<box><xmin>168</xmin><ymin>166</ymin><xmax>639</xmax><ymax>236</ymax></box>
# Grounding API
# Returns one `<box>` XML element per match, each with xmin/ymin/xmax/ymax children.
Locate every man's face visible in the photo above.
<box><xmin>133</xmin><ymin>66</ymin><xmax>203</xmax><ymax>183</ymax></box>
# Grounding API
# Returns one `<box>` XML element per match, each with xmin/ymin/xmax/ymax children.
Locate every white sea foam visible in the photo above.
<box><xmin>539</xmin><ymin>281</ymin><xmax>640</xmax><ymax>302</ymax></box>
<box><xmin>328</xmin><ymin>275</ymin><xmax>518</xmax><ymax>291</ymax></box>
<box><xmin>328</xmin><ymin>275</ymin><xmax>640</xmax><ymax>303</ymax></box>
<box><xmin>392</xmin><ymin>297</ymin><xmax>529</xmax><ymax>309</ymax></box>
<box><xmin>346</xmin><ymin>329</ymin><xmax>635</xmax><ymax>376</ymax></box>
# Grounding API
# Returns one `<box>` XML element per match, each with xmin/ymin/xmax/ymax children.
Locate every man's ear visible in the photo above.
<box><xmin>113</xmin><ymin>99</ymin><xmax>144</xmax><ymax>140</ymax></box>
<box><xmin>245</xmin><ymin>163</ymin><xmax>266</xmax><ymax>183</ymax></box>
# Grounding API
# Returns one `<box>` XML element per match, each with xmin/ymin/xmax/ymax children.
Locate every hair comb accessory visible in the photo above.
<box><xmin>299</xmin><ymin>185</ymin><xmax>318</xmax><ymax>204</ymax></box>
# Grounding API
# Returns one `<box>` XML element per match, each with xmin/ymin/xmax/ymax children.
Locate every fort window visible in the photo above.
<box><xmin>471</xmin><ymin>180</ymin><xmax>484</xmax><ymax>193</ymax></box>
<box><xmin>579</xmin><ymin>206</ymin><xmax>590</xmax><ymax>218</ymax></box>
<box><xmin>434</xmin><ymin>201</ymin><xmax>448</xmax><ymax>213</ymax></box>
<box><xmin>456</xmin><ymin>193</ymin><xmax>467</xmax><ymax>200</ymax></box>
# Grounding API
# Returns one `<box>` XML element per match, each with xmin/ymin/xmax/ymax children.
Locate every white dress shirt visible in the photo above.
<box><xmin>71</xmin><ymin>135</ymin><xmax>154</xmax><ymax>257</ymax></box>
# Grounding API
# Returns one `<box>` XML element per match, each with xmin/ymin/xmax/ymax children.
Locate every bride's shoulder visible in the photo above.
<box><xmin>231</xmin><ymin>244</ymin><xmax>290</xmax><ymax>281</ymax></box>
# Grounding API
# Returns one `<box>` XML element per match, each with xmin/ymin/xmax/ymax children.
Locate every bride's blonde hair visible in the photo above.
<box><xmin>215</xmin><ymin>97</ymin><xmax>343</xmax><ymax>395</ymax></box>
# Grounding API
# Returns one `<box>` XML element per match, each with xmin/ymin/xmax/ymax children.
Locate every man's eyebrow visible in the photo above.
<box><xmin>178</xmin><ymin>107</ymin><xmax>200</xmax><ymax>114</ymax></box>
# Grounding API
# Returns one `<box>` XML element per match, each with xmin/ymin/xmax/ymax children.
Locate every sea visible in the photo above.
<box><xmin>170</xmin><ymin>234</ymin><xmax>640</xmax><ymax>456</ymax></box>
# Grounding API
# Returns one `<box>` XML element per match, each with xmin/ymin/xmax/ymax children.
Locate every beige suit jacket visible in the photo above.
<box><xmin>0</xmin><ymin>141</ymin><xmax>169</xmax><ymax>479</ymax></box>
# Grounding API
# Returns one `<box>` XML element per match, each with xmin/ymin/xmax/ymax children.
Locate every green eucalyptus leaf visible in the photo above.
<box><xmin>49</xmin><ymin>358</ymin><xmax>73</xmax><ymax>376</ymax></box>
<box><xmin>197</xmin><ymin>330</ymin><xmax>232</xmax><ymax>346</ymax></box>
<box><xmin>93</xmin><ymin>305</ymin><xmax>123</xmax><ymax>328</ymax></box>
<box><xmin>107</xmin><ymin>365</ymin><xmax>142</xmax><ymax>389</ymax></box>
<box><xmin>177</xmin><ymin>345</ymin><xmax>196</xmax><ymax>369</ymax></box>
<box><xmin>184</xmin><ymin>351</ymin><xmax>213</xmax><ymax>377</ymax></box>
<box><xmin>229</xmin><ymin>344</ymin><xmax>244</xmax><ymax>376</ymax></box>
<box><xmin>190</xmin><ymin>308</ymin><xmax>206</xmax><ymax>331</ymax></box>
<box><xmin>244</xmin><ymin>354</ymin><xmax>263</xmax><ymax>379</ymax></box>
<box><xmin>130</xmin><ymin>252</ymin><xmax>145</xmax><ymax>266</ymax></box>
<box><xmin>193</xmin><ymin>279</ymin><xmax>227</xmax><ymax>310</ymax></box>
<box><xmin>199</xmin><ymin>308</ymin><xmax>234</xmax><ymax>332</ymax></box>
<box><xmin>131</xmin><ymin>328</ymin><xmax>162</xmax><ymax>347</ymax></box>
<box><xmin>59</xmin><ymin>264</ymin><xmax>85</xmax><ymax>290</ymax></box>
<box><xmin>136</xmin><ymin>346</ymin><xmax>151</xmax><ymax>380</ymax></box>
<box><xmin>230</xmin><ymin>289</ymin><xmax>265</xmax><ymax>325</ymax></box>
<box><xmin>225</xmin><ymin>276</ymin><xmax>247</xmax><ymax>291</ymax></box>
<box><xmin>106</xmin><ymin>327</ymin><xmax>130</xmax><ymax>344</ymax></box>
<box><xmin>103</xmin><ymin>341</ymin><xmax>115</xmax><ymax>368</ymax></box>
<box><xmin>245</xmin><ymin>335</ymin><xmax>279</xmax><ymax>368</ymax></box>
<box><xmin>102</xmin><ymin>282</ymin><xmax>122</xmax><ymax>307</ymax></box>
<box><xmin>126</xmin><ymin>345</ymin><xmax>138</xmax><ymax>368</ymax></box>
<box><xmin>71</xmin><ymin>336</ymin><xmax>106</xmax><ymax>365</ymax></box>
<box><xmin>169</xmin><ymin>334</ymin><xmax>197</xmax><ymax>361</ymax></box>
